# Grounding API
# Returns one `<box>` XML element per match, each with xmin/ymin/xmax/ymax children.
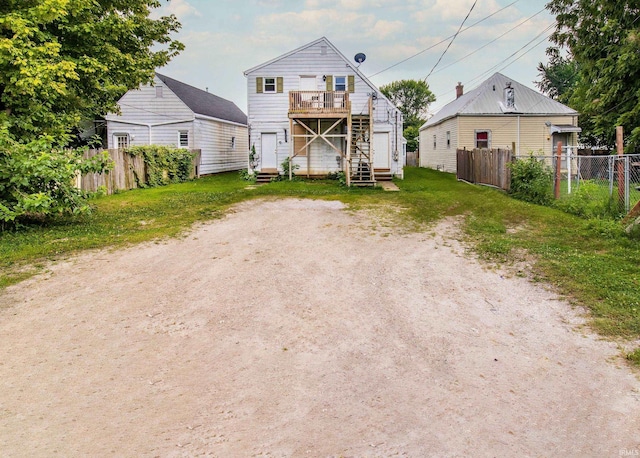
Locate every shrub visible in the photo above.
<box><xmin>554</xmin><ymin>181</ymin><xmax>622</xmax><ymax>219</ymax></box>
<box><xmin>0</xmin><ymin>129</ymin><xmax>111</xmax><ymax>229</ymax></box>
<box><xmin>509</xmin><ymin>156</ymin><xmax>553</xmax><ymax>205</ymax></box>
<box><xmin>127</xmin><ymin>145</ymin><xmax>195</xmax><ymax>187</ymax></box>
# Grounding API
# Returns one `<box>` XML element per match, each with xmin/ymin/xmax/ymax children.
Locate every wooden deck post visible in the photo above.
<box><xmin>554</xmin><ymin>141</ymin><xmax>562</xmax><ymax>199</ymax></box>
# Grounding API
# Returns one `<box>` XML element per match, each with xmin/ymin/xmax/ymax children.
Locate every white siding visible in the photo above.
<box><xmin>246</xmin><ymin>39</ymin><xmax>403</xmax><ymax>177</ymax></box>
<box><xmin>195</xmin><ymin>118</ymin><xmax>249</xmax><ymax>174</ymax></box>
<box><xmin>106</xmin><ymin>75</ymin><xmax>249</xmax><ymax>174</ymax></box>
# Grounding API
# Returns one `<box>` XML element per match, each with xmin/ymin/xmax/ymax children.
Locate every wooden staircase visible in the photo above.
<box><xmin>350</xmin><ymin>115</ymin><xmax>375</xmax><ymax>186</ymax></box>
<box><xmin>374</xmin><ymin>169</ymin><xmax>393</xmax><ymax>181</ymax></box>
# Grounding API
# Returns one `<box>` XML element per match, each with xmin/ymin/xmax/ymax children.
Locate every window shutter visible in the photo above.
<box><xmin>277</xmin><ymin>77</ymin><xmax>284</xmax><ymax>93</ymax></box>
<box><xmin>348</xmin><ymin>75</ymin><xmax>355</xmax><ymax>93</ymax></box>
<box><xmin>325</xmin><ymin>75</ymin><xmax>333</xmax><ymax>91</ymax></box>
<box><xmin>256</xmin><ymin>77</ymin><xmax>263</xmax><ymax>93</ymax></box>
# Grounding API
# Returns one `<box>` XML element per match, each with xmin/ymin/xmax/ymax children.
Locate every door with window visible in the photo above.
<box><xmin>261</xmin><ymin>133</ymin><xmax>278</xmax><ymax>170</ymax></box>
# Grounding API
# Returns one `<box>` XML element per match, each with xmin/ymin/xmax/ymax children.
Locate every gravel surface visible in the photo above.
<box><xmin>1</xmin><ymin>198</ymin><xmax>639</xmax><ymax>457</ymax></box>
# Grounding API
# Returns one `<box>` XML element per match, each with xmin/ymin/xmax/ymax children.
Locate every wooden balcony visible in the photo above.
<box><xmin>289</xmin><ymin>91</ymin><xmax>350</xmax><ymax>118</ymax></box>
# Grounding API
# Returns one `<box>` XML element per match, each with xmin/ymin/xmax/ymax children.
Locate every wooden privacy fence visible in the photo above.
<box><xmin>456</xmin><ymin>148</ymin><xmax>513</xmax><ymax>191</ymax></box>
<box><xmin>77</xmin><ymin>148</ymin><xmax>201</xmax><ymax>194</ymax></box>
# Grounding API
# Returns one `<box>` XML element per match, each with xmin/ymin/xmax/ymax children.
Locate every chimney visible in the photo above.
<box><xmin>456</xmin><ymin>82</ymin><xmax>464</xmax><ymax>99</ymax></box>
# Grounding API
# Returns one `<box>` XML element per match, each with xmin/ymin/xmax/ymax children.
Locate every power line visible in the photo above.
<box><xmin>432</xmin><ymin>8</ymin><xmax>546</xmax><ymax>76</ymax></box>
<box><xmin>429</xmin><ymin>24</ymin><xmax>555</xmax><ymax>113</ymax></box>
<box><xmin>424</xmin><ymin>0</ymin><xmax>478</xmax><ymax>82</ymax></box>
<box><xmin>366</xmin><ymin>0</ymin><xmax>521</xmax><ymax>79</ymax></box>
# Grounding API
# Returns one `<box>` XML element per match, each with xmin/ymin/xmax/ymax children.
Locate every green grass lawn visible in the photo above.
<box><xmin>2</xmin><ymin>167</ymin><xmax>639</xmax><ymax>362</ymax></box>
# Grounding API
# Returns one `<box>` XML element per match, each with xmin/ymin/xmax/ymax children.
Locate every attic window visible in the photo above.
<box><xmin>231</xmin><ymin>136</ymin><xmax>236</xmax><ymax>149</ymax></box>
<box><xmin>156</xmin><ymin>85</ymin><xmax>163</xmax><ymax>98</ymax></box>
<box><xmin>321</xmin><ymin>45</ymin><xmax>327</xmax><ymax>55</ymax></box>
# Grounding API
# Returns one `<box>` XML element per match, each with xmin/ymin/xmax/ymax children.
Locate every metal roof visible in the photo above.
<box><xmin>156</xmin><ymin>73</ymin><xmax>247</xmax><ymax>125</ymax></box>
<box><xmin>423</xmin><ymin>72</ymin><xmax>578</xmax><ymax>129</ymax></box>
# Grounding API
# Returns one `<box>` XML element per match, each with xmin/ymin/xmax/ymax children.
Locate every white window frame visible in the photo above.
<box><xmin>114</xmin><ymin>133</ymin><xmax>129</xmax><ymax>150</ymax></box>
<box><xmin>231</xmin><ymin>136</ymin><xmax>236</xmax><ymax>150</ymax></box>
<box><xmin>334</xmin><ymin>76</ymin><xmax>347</xmax><ymax>92</ymax></box>
<box><xmin>433</xmin><ymin>135</ymin><xmax>436</xmax><ymax>150</ymax></box>
<box><xmin>446</xmin><ymin>131</ymin><xmax>451</xmax><ymax>149</ymax></box>
<box><xmin>475</xmin><ymin>129</ymin><xmax>491</xmax><ymax>149</ymax></box>
<box><xmin>264</xmin><ymin>77</ymin><xmax>276</xmax><ymax>93</ymax></box>
<box><xmin>178</xmin><ymin>130</ymin><xmax>189</xmax><ymax>148</ymax></box>
<box><xmin>155</xmin><ymin>85</ymin><xmax>163</xmax><ymax>98</ymax></box>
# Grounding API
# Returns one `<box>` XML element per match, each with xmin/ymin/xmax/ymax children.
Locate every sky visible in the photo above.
<box><xmin>152</xmin><ymin>0</ymin><xmax>556</xmax><ymax>116</ymax></box>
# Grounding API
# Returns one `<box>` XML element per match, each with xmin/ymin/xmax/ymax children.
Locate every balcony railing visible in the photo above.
<box><xmin>289</xmin><ymin>91</ymin><xmax>350</xmax><ymax>115</ymax></box>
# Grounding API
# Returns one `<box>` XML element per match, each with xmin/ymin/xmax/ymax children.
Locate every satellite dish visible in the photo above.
<box><xmin>354</xmin><ymin>53</ymin><xmax>366</xmax><ymax>65</ymax></box>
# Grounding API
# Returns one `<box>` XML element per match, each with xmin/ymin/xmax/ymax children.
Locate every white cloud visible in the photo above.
<box><xmin>164</xmin><ymin>0</ymin><xmax>201</xmax><ymax>19</ymax></box>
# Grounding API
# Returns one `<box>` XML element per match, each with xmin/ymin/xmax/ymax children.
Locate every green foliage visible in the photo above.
<box><xmin>508</xmin><ymin>156</ymin><xmax>554</xmax><ymax>205</ymax></box>
<box><xmin>554</xmin><ymin>181</ymin><xmax>622</xmax><ymax>219</ymax></box>
<box><xmin>248</xmin><ymin>144</ymin><xmax>258</xmax><ymax>171</ymax></box>
<box><xmin>277</xmin><ymin>157</ymin><xmax>300</xmax><ymax>181</ymax></box>
<box><xmin>535</xmin><ymin>47</ymin><xmax>579</xmax><ymax>104</ymax></box>
<box><xmin>0</xmin><ymin>0</ymin><xmax>183</xmax><ymax>143</ymax></box>
<box><xmin>379</xmin><ymin>79</ymin><xmax>435</xmax><ymax>130</ymax></box>
<box><xmin>627</xmin><ymin>348</ymin><xmax>640</xmax><ymax>366</ymax></box>
<box><xmin>238</xmin><ymin>169</ymin><xmax>256</xmax><ymax>182</ymax></box>
<box><xmin>547</xmin><ymin>0</ymin><xmax>640</xmax><ymax>149</ymax></box>
<box><xmin>326</xmin><ymin>171</ymin><xmax>347</xmax><ymax>186</ymax></box>
<box><xmin>0</xmin><ymin>127</ymin><xmax>111</xmax><ymax>228</ymax></box>
<box><xmin>127</xmin><ymin>145</ymin><xmax>194</xmax><ymax>187</ymax></box>
<box><xmin>403</xmin><ymin>125</ymin><xmax>420</xmax><ymax>152</ymax></box>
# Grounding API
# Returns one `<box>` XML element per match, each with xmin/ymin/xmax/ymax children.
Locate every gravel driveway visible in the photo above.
<box><xmin>1</xmin><ymin>198</ymin><xmax>639</xmax><ymax>456</ymax></box>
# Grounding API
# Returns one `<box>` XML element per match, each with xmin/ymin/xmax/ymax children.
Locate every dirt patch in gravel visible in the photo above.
<box><xmin>1</xmin><ymin>198</ymin><xmax>639</xmax><ymax>456</ymax></box>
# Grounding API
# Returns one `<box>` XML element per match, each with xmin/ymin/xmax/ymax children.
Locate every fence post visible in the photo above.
<box><xmin>555</xmin><ymin>141</ymin><xmax>562</xmax><ymax>199</ymax></box>
<box><xmin>617</xmin><ymin>126</ymin><xmax>624</xmax><ymax>207</ymax></box>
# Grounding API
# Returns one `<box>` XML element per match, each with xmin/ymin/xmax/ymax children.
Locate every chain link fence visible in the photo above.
<box><xmin>515</xmin><ymin>151</ymin><xmax>640</xmax><ymax>213</ymax></box>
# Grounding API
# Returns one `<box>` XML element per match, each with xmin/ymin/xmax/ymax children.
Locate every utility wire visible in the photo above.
<box><xmin>432</xmin><ymin>7</ymin><xmax>546</xmax><ymax>76</ymax></box>
<box><xmin>367</xmin><ymin>0</ymin><xmax>520</xmax><ymax>78</ymax></box>
<box><xmin>424</xmin><ymin>0</ymin><xmax>478</xmax><ymax>82</ymax></box>
<box><xmin>429</xmin><ymin>24</ymin><xmax>555</xmax><ymax>113</ymax></box>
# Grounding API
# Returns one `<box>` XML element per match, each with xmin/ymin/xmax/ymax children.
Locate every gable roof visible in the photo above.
<box><xmin>243</xmin><ymin>36</ymin><xmax>397</xmax><ymax>110</ymax></box>
<box><xmin>423</xmin><ymin>72</ymin><xmax>578</xmax><ymax>129</ymax></box>
<box><xmin>156</xmin><ymin>73</ymin><xmax>247</xmax><ymax>125</ymax></box>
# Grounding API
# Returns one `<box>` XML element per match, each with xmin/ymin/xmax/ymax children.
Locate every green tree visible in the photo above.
<box><xmin>0</xmin><ymin>0</ymin><xmax>184</xmax><ymax>143</ymax></box>
<box><xmin>380</xmin><ymin>79</ymin><xmax>435</xmax><ymax>152</ymax></box>
<box><xmin>547</xmin><ymin>0</ymin><xmax>640</xmax><ymax>149</ymax></box>
<box><xmin>535</xmin><ymin>47</ymin><xmax>579</xmax><ymax>104</ymax></box>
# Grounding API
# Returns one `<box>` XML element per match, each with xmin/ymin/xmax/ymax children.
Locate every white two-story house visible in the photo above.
<box><xmin>244</xmin><ymin>37</ymin><xmax>404</xmax><ymax>185</ymax></box>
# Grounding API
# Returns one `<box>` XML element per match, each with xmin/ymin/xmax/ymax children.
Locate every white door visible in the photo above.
<box><xmin>261</xmin><ymin>133</ymin><xmax>278</xmax><ymax>170</ymax></box>
<box><xmin>373</xmin><ymin>132</ymin><xmax>390</xmax><ymax>169</ymax></box>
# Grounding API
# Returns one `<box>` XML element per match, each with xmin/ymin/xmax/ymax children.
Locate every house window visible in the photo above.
<box><xmin>475</xmin><ymin>130</ymin><xmax>491</xmax><ymax>149</ymax></box>
<box><xmin>179</xmin><ymin>131</ymin><xmax>189</xmax><ymax>147</ymax></box>
<box><xmin>446</xmin><ymin>131</ymin><xmax>451</xmax><ymax>148</ymax></box>
<box><xmin>433</xmin><ymin>135</ymin><xmax>436</xmax><ymax>150</ymax></box>
<box><xmin>264</xmin><ymin>77</ymin><xmax>276</xmax><ymax>93</ymax></box>
<box><xmin>115</xmin><ymin>134</ymin><xmax>129</xmax><ymax>150</ymax></box>
<box><xmin>156</xmin><ymin>85</ymin><xmax>163</xmax><ymax>98</ymax></box>
<box><xmin>335</xmin><ymin>76</ymin><xmax>346</xmax><ymax>91</ymax></box>
<box><xmin>231</xmin><ymin>136</ymin><xmax>236</xmax><ymax>149</ymax></box>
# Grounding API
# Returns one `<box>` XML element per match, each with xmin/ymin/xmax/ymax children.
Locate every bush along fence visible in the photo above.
<box><xmin>457</xmin><ymin>143</ymin><xmax>640</xmax><ymax>216</ymax></box>
<box><xmin>77</xmin><ymin>147</ymin><xmax>201</xmax><ymax>194</ymax></box>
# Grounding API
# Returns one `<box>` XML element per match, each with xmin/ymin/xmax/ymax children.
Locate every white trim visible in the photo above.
<box><xmin>107</xmin><ymin>118</ymin><xmax>194</xmax><ymax>127</ymax></box>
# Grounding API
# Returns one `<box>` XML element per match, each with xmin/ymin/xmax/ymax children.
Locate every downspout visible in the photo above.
<box><xmin>516</xmin><ymin>115</ymin><xmax>520</xmax><ymax>156</ymax></box>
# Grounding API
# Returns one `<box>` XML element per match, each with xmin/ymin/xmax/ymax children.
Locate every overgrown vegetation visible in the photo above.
<box><xmin>508</xmin><ymin>156</ymin><xmax>554</xmax><ymax>205</ymax></box>
<box><xmin>127</xmin><ymin>145</ymin><xmax>194</xmax><ymax>187</ymax></box>
<box><xmin>0</xmin><ymin>128</ymin><xmax>111</xmax><ymax>229</ymax></box>
<box><xmin>1</xmin><ymin>168</ymin><xmax>639</xmax><ymax>365</ymax></box>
